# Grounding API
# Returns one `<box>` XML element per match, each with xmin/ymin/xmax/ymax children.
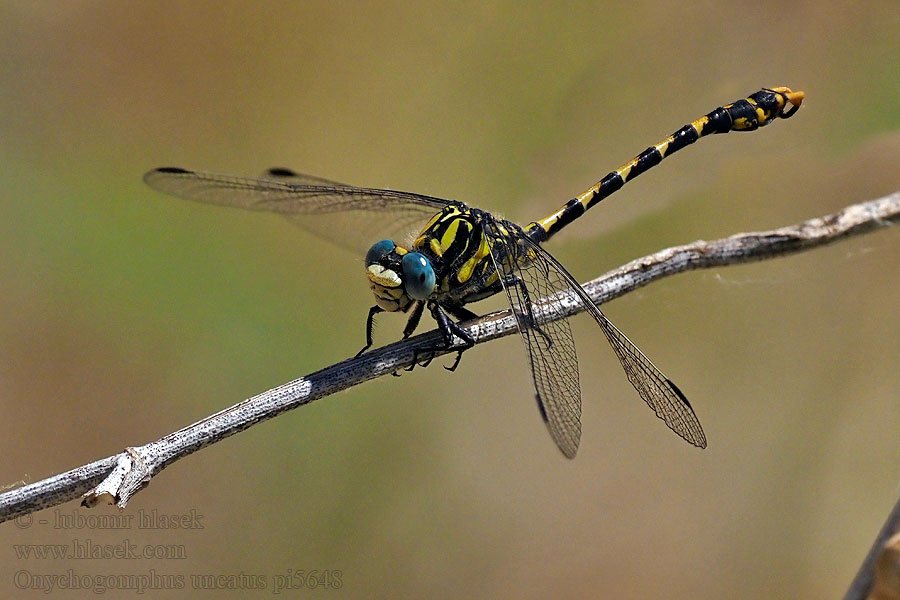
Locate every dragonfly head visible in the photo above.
<box><xmin>365</xmin><ymin>240</ymin><xmax>436</xmax><ymax>311</ymax></box>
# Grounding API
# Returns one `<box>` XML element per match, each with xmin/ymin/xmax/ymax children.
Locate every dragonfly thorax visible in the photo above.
<box><xmin>411</xmin><ymin>205</ymin><xmax>508</xmax><ymax>307</ymax></box>
<box><xmin>364</xmin><ymin>239</ymin><xmax>436</xmax><ymax>312</ymax></box>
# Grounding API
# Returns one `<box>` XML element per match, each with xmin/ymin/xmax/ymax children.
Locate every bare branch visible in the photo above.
<box><xmin>844</xmin><ymin>494</ymin><xmax>900</xmax><ymax>600</ymax></box>
<box><xmin>0</xmin><ymin>191</ymin><xmax>897</xmax><ymax>523</ymax></box>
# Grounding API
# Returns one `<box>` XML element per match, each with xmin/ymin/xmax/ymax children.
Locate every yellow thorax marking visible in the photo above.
<box><xmin>456</xmin><ymin>233</ymin><xmax>490</xmax><ymax>283</ymax></box>
<box><xmin>440</xmin><ymin>218</ymin><xmax>463</xmax><ymax>253</ymax></box>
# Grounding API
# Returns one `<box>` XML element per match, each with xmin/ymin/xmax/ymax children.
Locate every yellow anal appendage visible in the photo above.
<box><xmin>772</xmin><ymin>86</ymin><xmax>805</xmax><ymax>110</ymax></box>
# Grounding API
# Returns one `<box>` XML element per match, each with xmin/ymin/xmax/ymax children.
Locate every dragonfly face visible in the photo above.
<box><xmin>364</xmin><ymin>239</ymin><xmax>435</xmax><ymax>312</ymax></box>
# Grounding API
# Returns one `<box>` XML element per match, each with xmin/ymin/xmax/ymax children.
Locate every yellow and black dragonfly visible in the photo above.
<box><xmin>145</xmin><ymin>87</ymin><xmax>803</xmax><ymax>458</ymax></box>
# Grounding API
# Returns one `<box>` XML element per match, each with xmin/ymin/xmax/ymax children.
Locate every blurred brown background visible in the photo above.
<box><xmin>2</xmin><ymin>2</ymin><xmax>899</xmax><ymax>598</ymax></box>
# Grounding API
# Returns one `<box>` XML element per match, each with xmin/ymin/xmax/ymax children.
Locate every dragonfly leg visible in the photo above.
<box><xmin>410</xmin><ymin>352</ymin><xmax>436</xmax><ymax>370</ymax></box>
<box><xmin>401</xmin><ymin>301</ymin><xmax>425</xmax><ymax>338</ymax></box>
<box><xmin>356</xmin><ymin>305</ymin><xmax>384</xmax><ymax>357</ymax></box>
<box><xmin>444</xmin><ymin>349</ymin><xmax>465</xmax><ymax>372</ymax></box>
<box><xmin>402</xmin><ymin>303</ymin><xmax>474</xmax><ymax>373</ymax></box>
<box><xmin>402</xmin><ymin>302</ymin><xmax>430</xmax><ymax>371</ymax></box>
<box><xmin>420</xmin><ymin>305</ymin><xmax>480</xmax><ymax>369</ymax></box>
<box><xmin>429</xmin><ymin>303</ymin><xmax>475</xmax><ymax>372</ymax></box>
<box><xmin>446</xmin><ymin>305</ymin><xmax>480</xmax><ymax>322</ymax></box>
<box><xmin>406</xmin><ymin>346</ymin><xmax>437</xmax><ymax>372</ymax></box>
<box><xmin>405</xmin><ymin>345</ymin><xmax>437</xmax><ymax>372</ymax></box>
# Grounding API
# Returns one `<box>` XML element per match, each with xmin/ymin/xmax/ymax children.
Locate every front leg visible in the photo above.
<box><xmin>355</xmin><ymin>305</ymin><xmax>384</xmax><ymax>357</ymax></box>
<box><xmin>402</xmin><ymin>301</ymin><xmax>430</xmax><ymax>372</ymax></box>
<box><xmin>402</xmin><ymin>301</ymin><xmax>425</xmax><ymax>339</ymax></box>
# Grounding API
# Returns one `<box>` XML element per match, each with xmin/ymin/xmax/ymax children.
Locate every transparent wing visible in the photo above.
<box><xmin>487</xmin><ymin>226</ymin><xmax>707</xmax><ymax>457</ymax></box>
<box><xmin>521</xmin><ymin>233</ymin><xmax>706</xmax><ymax>449</ymax></box>
<box><xmin>485</xmin><ymin>223</ymin><xmax>582</xmax><ymax>458</ymax></box>
<box><xmin>143</xmin><ymin>167</ymin><xmax>451</xmax><ymax>254</ymax></box>
<box><xmin>258</xmin><ymin>167</ymin><xmax>349</xmax><ymax>187</ymax></box>
<box><xmin>593</xmin><ymin>303</ymin><xmax>707</xmax><ymax>449</ymax></box>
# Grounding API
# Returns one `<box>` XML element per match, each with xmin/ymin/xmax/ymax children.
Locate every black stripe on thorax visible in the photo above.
<box><xmin>432</xmin><ymin>211</ymin><xmax>480</xmax><ymax>268</ymax></box>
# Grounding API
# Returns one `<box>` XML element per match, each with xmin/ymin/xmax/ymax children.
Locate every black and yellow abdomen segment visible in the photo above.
<box><xmin>529</xmin><ymin>87</ymin><xmax>804</xmax><ymax>242</ymax></box>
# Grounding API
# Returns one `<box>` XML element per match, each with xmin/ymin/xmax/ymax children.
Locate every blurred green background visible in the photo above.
<box><xmin>2</xmin><ymin>2</ymin><xmax>899</xmax><ymax>598</ymax></box>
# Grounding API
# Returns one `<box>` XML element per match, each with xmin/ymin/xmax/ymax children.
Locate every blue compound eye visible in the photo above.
<box><xmin>365</xmin><ymin>240</ymin><xmax>396</xmax><ymax>266</ymax></box>
<box><xmin>401</xmin><ymin>252</ymin><xmax>435</xmax><ymax>300</ymax></box>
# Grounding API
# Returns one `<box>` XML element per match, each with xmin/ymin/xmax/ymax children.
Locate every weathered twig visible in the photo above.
<box><xmin>0</xmin><ymin>191</ymin><xmax>897</xmax><ymax>523</ymax></box>
<box><xmin>844</xmin><ymin>492</ymin><xmax>900</xmax><ymax>600</ymax></box>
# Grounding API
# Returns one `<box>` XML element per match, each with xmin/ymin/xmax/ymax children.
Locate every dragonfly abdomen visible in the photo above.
<box><xmin>529</xmin><ymin>87</ymin><xmax>804</xmax><ymax>242</ymax></box>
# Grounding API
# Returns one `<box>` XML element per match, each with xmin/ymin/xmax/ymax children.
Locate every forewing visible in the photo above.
<box><xmin>258</xmin><ymin>167</ymin><xmax>348</xmax><ymax>187</ymax></box>
<box><xmin>143</xmin><ymin>167</ymin><xmax>450</xmax><ymax>254</ymax></box>
<box><xmin>516</xmin><ymin>235</ymin><xmax>707</xmax><ymax>449</ymax></box>
<box><xmin>484</xmin><ymin>223</ymin><xmax>582</xmax><ymax>459</ymax></box>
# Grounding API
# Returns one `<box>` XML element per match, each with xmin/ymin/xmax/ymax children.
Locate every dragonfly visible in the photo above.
<box><xmin>144</xmin><ymin>86</ymin><xmax>804</xmax><ymax>458</ymax></box>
